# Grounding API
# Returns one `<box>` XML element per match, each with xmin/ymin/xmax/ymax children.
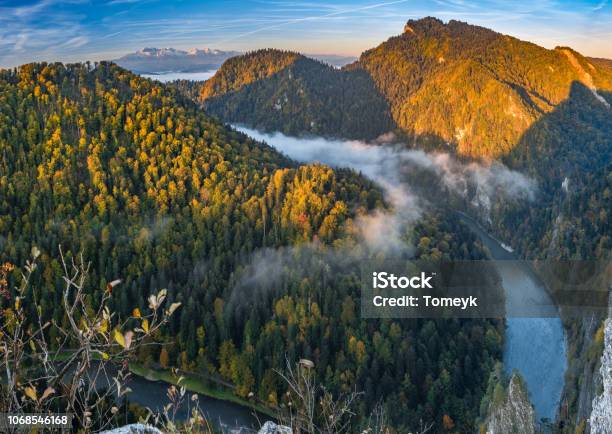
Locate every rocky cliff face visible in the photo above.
<box><xmin>101</xmin><ymin>423</ymin><xmax>163</xmax><ymax>434</ymax></box>
<box><xmin>103</xmin><ymin>421</ymin><xmax>290</xmax><ymax>433</ymax></box>
<box><xmin>485</xmin><ymin>374</ymin><xmax>536</xmax><ymax>434</ymax></box>
<box><xmin>589</xmin><ymin>318</ymin><xmax>612</xmax><ymax>434</ymax></box>
<box><xmin>258</xmin><ymin>421</ymin><xmax>292</xmax><ymax>434</ymax></box>
<box><xmin>573</xmin><ymin>315</ymin><xmax>603</xmax><ymax>424</ymax></box>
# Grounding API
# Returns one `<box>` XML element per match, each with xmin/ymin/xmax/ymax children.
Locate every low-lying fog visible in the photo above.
<box><xmin>236</xmin><ymin>126</ymin><xmax>535</xmax><ymax>222</ymax></box>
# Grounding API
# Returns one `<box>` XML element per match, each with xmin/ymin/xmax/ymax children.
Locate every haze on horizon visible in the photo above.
<box><xmin>0</xmin><ymin>0</ymin><xmax>611</xmax><ymax>69</ymax></box>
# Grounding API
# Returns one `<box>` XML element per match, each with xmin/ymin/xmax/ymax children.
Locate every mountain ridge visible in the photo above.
<box><xmin>200</xmin><ymin>49</ymin><xmax>395</xmax><ymax>139</ymax></box>
<box><xmin>352</xmin><ymin>17</ymin><xmax>612</xmax><ymax>157</ymax></box>
<box><xmin>198</xmin><ymin>17</ymin><xmax>612</xmax><ymax>159</ymax></box>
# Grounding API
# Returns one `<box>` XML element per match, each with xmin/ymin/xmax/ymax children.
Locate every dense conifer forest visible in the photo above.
<box><xmin>200</xmin><ymin>49</ymin><xmax>394</xmax><ymax>140</ymax></box>
<box><xmin>0</xmin><ymin>62</ymin><xmax>504</xmax><ymax>432</ymax></box>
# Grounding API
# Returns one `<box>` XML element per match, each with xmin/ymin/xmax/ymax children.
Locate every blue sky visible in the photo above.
<box><xmin>0</xmin><ymin>0</ymin><xmax>611</xmax><ymax>68</ymax></box>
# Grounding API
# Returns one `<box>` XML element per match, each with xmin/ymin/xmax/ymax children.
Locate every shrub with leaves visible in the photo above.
<box><xmin>0</xmin><ymin>246</ymin><xmax>181</xmax><ymax>431</ymax></box>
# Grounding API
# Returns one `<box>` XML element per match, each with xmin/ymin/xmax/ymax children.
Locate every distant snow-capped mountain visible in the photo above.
<box><xmin>114</xmin><ymin>48</ymin><xmax>241</xmax><ymax>73</ymax></box>
<box><xmin>308</xmin><ymin>54</ymin><xmax>357</xmax><ymax>67</ymax></box>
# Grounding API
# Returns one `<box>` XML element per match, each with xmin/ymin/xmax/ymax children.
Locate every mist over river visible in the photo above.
<box><xmin>236</xmin><ymin>126</ymin><xmax>568</xmax><ymax>422</ymax></box>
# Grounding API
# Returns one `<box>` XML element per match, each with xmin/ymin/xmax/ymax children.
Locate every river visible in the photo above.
<box><xmin>235</xmin><ymin>127</ymin><xmax>568</xmax><ymax>422</ymax></box>
<box><xmin>75</xmin><ymin>364</ymin><xmax>262</xmax><ymax>433</ymax></box>
<box><xmin>457</xmin><ymin>213</ymin><xmax>567</xmax><ymax>422</ymax></box>
<box><xmin>121</xmin><ymin>373</ymin><xmax>261</xmax><ymax>432</ymax></box>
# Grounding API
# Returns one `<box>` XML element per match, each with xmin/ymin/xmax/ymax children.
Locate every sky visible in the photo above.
<box><xmin>0</xmin><ymin>0</ymin><xmax>611</xmax><ymax>68</ymax></box>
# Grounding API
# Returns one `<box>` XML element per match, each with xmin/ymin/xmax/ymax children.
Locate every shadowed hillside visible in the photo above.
<box><xmin>478</xmin><ymin>82</ymin><xmax>611</xmax><ymax>431</ymax></box>
<box><xmin>200</xmin><ymin>50</ymin><xmax>395</xmax><ymax>140</ymax></box>
<box><xmin>488</xmin><ymin>82</ymin><xmax>611</xmax><ymax>259</ymax></box>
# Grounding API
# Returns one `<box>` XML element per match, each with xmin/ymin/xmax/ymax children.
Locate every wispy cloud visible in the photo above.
<box><xmin>216</xmin><ymin>0</ymin><xmax>412</xmax><ymax>44</ymax></box>
<box><xmin>0</xmin><ymin>0</ymin><xmax>89</xmax><ymax>64</ymax></box>
<box><xmin>1</xmin><ymin>0</ymin><xmax>611</xmax><ymax>68</ymax></box>
<box><xmin>107</xmin><ymin>0</ymin><xmax>148</xmax><ymax>4</ymax></box>
<box><xmin>592</xmin><ymin>0</ymin><xmax>607</xmax><ymax>11</ymax></box>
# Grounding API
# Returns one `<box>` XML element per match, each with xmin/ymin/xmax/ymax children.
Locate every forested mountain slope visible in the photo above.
<box><xmin>195</xmin><ymin>18</ymin><xmax>611</xmax><ymax>264</ymax></box>
<box><xmin>200</xmin><ymin>49</ymin><xmax>301</xmax><ymax>100</ymax></box>
<box><xmin>491</xmin><ymin>83</ymin><xmax>611</xmax><ymax>259</ymax></box>
<box><xmin>194</xmin><ymin>18</ymin><xmax>611</xmax><ymax>261</ymax></box>
<box><xmin>199</xmin><ymin>18</ymin><xmax>612</xmax><ymax>160</ymax></box>
<box><xmin>353</xmin><ymin>17</ymin><xmax>612</xmax><ymax>158</ymax></box>
<box><xmin>589</xmin><ymin>57</ymin><xmax>612</xmax><ymax>71</ymax></box>
<box><xmin>200</xmin><ymin>49</ymin><xmax>394</xmax><ymax>139</ymax></box>
<box><xmin>0</xmin><ymin>62</ymin><xmax>502</xmax><ymax>432</ymax></box>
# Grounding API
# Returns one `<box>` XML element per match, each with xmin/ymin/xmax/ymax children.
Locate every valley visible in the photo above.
<box><xmin>0</xmin><ymin>11</ymin><xmax>610</xmax><ymax>434</ymax></box>
<box><xmin>236</xmin><ymin>127</ymin><xmax>567</xmax><ymax>423</ymax></box>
